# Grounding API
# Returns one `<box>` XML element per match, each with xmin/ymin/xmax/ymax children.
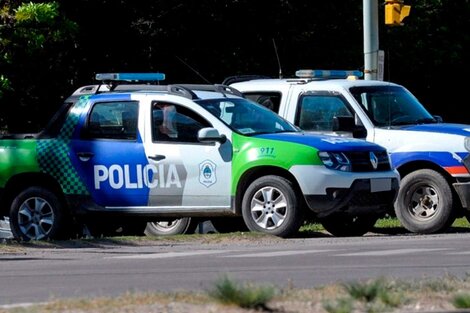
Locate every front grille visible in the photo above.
<box><xmin>344</xmin><ymin>150</ymin><xmax>391</xmax><ymax>172</ymax></box>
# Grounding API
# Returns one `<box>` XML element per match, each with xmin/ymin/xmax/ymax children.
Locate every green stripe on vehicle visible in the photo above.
<box><xmin>231</xmin><ymin>133</ymin><xmax>322</xmax><ymax>194</ymax></box>
<box><xmin>0</xmin><ymin>140</ymin><xmax>40</xmax><ymax>186</ymax></box>
<box><xmin>37</xmin><ymin>96</ymin><xmax>89</xmax><ymax>195</ymax></box>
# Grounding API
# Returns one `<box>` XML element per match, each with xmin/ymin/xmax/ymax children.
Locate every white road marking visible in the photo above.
<box><xmin>106</xmin><ymin>247</ymin><xmax>455</xmax><ymax>260</ymax></box>
<box><xmin>222</xmin><ymin>250</ymin><xmax>332</xmax><ymax>258</ymax></box>
<box><xmin>447</xmin><ymin>251</ymin><xmax>470</xmax><ymax>255</ymax></box>
<box><xmin>107</xmin><ymin>250</ymin><xmax>228</xmax><ymax>259</ymax></box>
<box><xmin>336</xmin><ymin>248</ymin><xmax>450</xmax><ymax>256</ymax></box>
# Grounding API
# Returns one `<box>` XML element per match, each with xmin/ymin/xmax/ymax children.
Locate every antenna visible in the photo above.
<box><xmin>176</xmin><ymin>56</ymin><xmax>212</xmax><ymax>84</ymax></box>
<box><xmin>272</xmin><ymin>38</ymin><xmax>283</xmax><ymax>79</ymax></box>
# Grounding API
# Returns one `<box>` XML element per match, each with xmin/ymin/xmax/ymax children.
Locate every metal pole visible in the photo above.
<box><xmin>363</xmin><ymin>0</ymin><xmax>379</xmax><ymax>80</ymax></box>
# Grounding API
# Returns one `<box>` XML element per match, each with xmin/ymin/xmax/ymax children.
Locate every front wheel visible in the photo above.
<box><xmin>9</xmin><ymin>187</ymin><xmax>69</xmax><ymax>241</ymax></box>
<box><xmin>242</xmin><ymin>175</ymin><xmax>303</xmax><ymax>238</ymax></box>
<box><xmin>395</xmin><ymin>169</ymin><xmax>455</xmax><ymax>234</ymax></box>
<box><xmin>320</xmin><ymin>215</ymin><xmax>378</xmax><ymax>237</ymax></box>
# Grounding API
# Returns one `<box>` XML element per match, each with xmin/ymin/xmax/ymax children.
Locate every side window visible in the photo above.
<box><xmin>296</xmin><ymin>95</ymin><xmax>352</xmax><ymax>131</ymax></box>
<box><xmin>85</xmin><ymin>101</ymin><xmax>138</xmax><ymax>140</ymax></box>
<box><xmin>151</xmin><ymin>101</ymin><xmax>211</xmax><ymax>143</ymax></box>
<box><xmin>245</xmin><ymin>92</ymin><xmax>281</xmax><ymax>113</ymax></box>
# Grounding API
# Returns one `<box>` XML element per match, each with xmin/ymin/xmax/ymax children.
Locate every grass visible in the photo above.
<box><xmin>2</xmin><ymin>274</ymin><xmax>470</xmax><ymax>312</ymax></box>
<box><xmin>300</xmin><ymin>216</ymin><xmax>470</xmax><ymax>235</ymax></box>
<box><xmin>453</xmin><ymin>293</ymin><xmax>470</xmax><ymax>309</ymax></box>
<box><xmin>1</xmin><ymin>218</ymin><xmax>470</xmax><ymax>312</ymax></box>
<box><xmin>1</xmin><ymin>216</ymin><xmax>468</xmax><ymax>250</ymax></box>
<box><xmin>208</xmin><ymin>274</ymin><xmax>276</xmax><ymax>309</ymax></box>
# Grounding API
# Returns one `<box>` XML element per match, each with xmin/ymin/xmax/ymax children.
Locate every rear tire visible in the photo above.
<box><xmin>10</xmin><ymin>187</ymin><xmax>69</xmax><ymax>241</ymax></box>
<box><xmin>144</xmin><ymin>218</ymin><xmax>196</xmax><ymax>236</ymax></box>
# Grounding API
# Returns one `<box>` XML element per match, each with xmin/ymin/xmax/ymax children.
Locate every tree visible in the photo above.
<box><xmin>0</xmin><ymin>1</ymin><xmax>78</xmax><ymax>133</ymax></box>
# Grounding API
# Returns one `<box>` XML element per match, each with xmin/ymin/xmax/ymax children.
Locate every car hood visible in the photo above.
<box><xmin>255</xmin><ymin>132</ymin><xmax>386</xmax><ymax>152</ymax></box>
<box><xmin>400</xmin><ymin>123</ymin><xmax>470</xmax><ymax>136</ymax></box>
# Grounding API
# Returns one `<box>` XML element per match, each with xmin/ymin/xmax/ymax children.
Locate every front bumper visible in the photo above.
<box><xmin>454</xmin><ymin>179</ymin><xmax>470</xmax><ymax>209</ymax></box>
<box><xmin>304</xmin><ymin>178</ymin><xmax>399</xmax><ymax>217</ymax></box>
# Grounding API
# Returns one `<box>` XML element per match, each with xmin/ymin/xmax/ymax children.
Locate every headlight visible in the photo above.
<box><xmin>465</xmin><ymin>137</ymin><xmax>470</xmax><ymax>152</ymax></box>
<box><xmin>318</xmin><ymin>151</ymin><xmax>352</xmax><ymax>172</ymax></box>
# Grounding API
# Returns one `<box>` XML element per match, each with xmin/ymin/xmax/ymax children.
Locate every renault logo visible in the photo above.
<box><xmin>370</xmin><ymin>152</ymin><xmax>378</xmax><ymax>170</ymax></box>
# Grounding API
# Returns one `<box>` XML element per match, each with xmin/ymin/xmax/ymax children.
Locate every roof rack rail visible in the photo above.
<box><xmin>70</xmin><ymin>74</ymin><xmax>245</xmax><ymax>101</ymax></box>
<box><xmin>175</xmin><ymin>84</ymin><xmax>245</xmax><ymax>98</ymax></box>
<box><xmin>214</xmin><ymin>84</ymin><xmax>244</xmax><ymax>98</ymax></box>
<box><xmin>167</xmin><ymin>85</ymin><xmax>199</xmax><ymax>100</ymax></box>
<box><xmin>222</xmin><ymin>75</ymin><xmax>271</xmax><ymax>85</ymax></box>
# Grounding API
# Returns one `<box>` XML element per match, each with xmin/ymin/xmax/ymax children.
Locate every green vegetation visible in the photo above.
<box><xmin>1</xmin><ymin>216</ymin><xmax>468</xmax><ymax>249</ymax></box>
<box><xmin>453</xmin><ymin>293</ymin><xmax>470</xmax><ymax>309</ymax></box>
<box><xmin>0</xmin><ymin>1</ymin><xmax>468</xmax><ymax>132</ymax></box>
<box><xmin>300</xmin><ymin>216</ymin><xmax>469</xmax><ymax>236</ymax></box>
<box><xmin>1</xmin><ymin>274</ymin><xmax>470</xmax><ymax>312</ymax></box>
<box><xmin>208</xmin><ymin>274</ymin><xmax>276</xmax><ymax>309</ymax></box>
<box><xmin>1</xmin><ymin>217</ymin><xmax>470</xmax><ymax>312</ymax></box>
<box><xmin>335</xmin><ymin>277</ymin><xmax>406</xmax><ymax>312</ymax></box>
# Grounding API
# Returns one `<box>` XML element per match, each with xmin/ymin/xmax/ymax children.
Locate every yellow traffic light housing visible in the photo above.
<box><xmin>385</xmin><ymin>0</ymin><xmax>411</xmax><ymax>26</ymax></box>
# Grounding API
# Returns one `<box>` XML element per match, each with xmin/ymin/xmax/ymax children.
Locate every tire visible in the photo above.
<box><xmin>9</xmin><ymin>187</ymin><xmax>69</xmax><ymax>241</ymax></box>
<box><xmin>210</xmin><ymin>217</ymin><xmax>248</xmax><ymax>233</ymax></box>
<box><xmin>144</xmin><ymin>217</ymin><xmax>195</xmax><ymax>236</ymax></box>
<box><xmin>241</xmin><ymin>175</ymin><xmax>303</xmax><ymax>238</ymax></box>
<box><xmin>394</xmin><ymin>169</ymin><xmax>455</xmax><ymax>234</ymax></box>
<box><xmin>320</xmin><ymin>214</ymin><xmax>378</xmax><ymax>237</ymax></box>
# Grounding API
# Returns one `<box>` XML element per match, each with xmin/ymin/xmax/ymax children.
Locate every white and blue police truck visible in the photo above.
<box><xmin>229</xmin><ymin>70</ymin><xmax>470</xmax><ymax>234</ymax></box>
<box><xmin>0</xmin><ymin>72</ymin><xmax>400</xmax><ymax>241</ymax></box>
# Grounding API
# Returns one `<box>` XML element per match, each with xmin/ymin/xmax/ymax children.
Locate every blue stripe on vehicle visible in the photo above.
<box><xmin>255</xmin><ymin>133</ymin><xmax>386</xmax><ymax>152</ymax></box>
<box><xmin>402</xmin><ymin>124</ymin><xmax>470</xmax><ymax>136</ymax></box>
<box><xmin>391</xmin><ymin>151</ymin><xmax>468</xmax><ymax>168</ymax></box>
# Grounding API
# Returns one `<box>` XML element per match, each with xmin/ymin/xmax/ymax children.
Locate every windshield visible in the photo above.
<box><xmin>197</xmin><ymin>98</ymin><xmax>298</xmax><ymax>135</ymax></box>
<box><xmin>350</xmin><ymin>85</ymin><xmax>436</xmax><ymax>127</ymax></box>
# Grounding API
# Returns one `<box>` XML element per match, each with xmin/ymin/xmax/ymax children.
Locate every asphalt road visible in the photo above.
<box><xmin>1</xmin><ymin>232</ymin><xmax>470</xmax><ymax>307</ymax></box>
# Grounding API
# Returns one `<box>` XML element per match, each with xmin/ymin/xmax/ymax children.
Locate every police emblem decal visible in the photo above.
<box><xmin>199</xmin><ymin>160</ymin><xmax>217</xmax><ymax>187</ymax></box>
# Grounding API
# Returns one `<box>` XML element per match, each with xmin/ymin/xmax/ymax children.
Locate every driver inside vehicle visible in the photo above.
<box><xmin>155</xmin><ymin>102</ymin><xmax>177</xmax><ymax>139</ymax></box>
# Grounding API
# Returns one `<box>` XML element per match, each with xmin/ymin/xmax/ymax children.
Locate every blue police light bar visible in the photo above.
<box><xmin>295</xmin><ymin>69</ymin><xmax>363</xmax><ymax>79</ymax></box>
<box><xmin>95</xmin><ymin>73</ymin><xmax>166</xmax><ymax>81</ymax></box>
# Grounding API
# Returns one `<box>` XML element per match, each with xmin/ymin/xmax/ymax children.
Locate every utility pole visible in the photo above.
<box><xmin>363</xmin><ymin>0</ymin><xmax>379</xmax><ymax>80</ymax></box>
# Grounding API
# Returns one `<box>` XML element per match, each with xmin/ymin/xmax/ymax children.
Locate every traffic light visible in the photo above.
<box><xmin>385</xmin><ymin>0</ymin><xmax>411</xmax><ymax>26</ymax></box>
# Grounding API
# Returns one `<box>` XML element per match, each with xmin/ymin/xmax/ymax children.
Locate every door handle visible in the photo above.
<box><xmin>149</xmin><ymin>155</ymin><xmax>166</xmax><ymax>161</ymax></box>
<box><xmin>77</xmin><ymin>152</ymin><xmax>94</xmax><ymax>161</ymax></box>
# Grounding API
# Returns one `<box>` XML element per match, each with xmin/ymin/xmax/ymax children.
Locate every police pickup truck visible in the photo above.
<box><xmin>0</xmin><ymin>73</ymin><xmax>399</xmax><ymax>241</ymax></box>
<box><xmin>229</xmin><ymin>70</ymin><xmax>470</xmax><ymax>234</ymax></box>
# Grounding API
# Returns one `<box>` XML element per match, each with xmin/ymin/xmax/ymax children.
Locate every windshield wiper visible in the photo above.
<box><xmin>249</xmin><ymin>129</ymin><xmax>298</xmax><ymax>136</ymax></box>
<box><xmin>390</xmin><ymin>117</ymin><xmax>436</xmax><ymax>126</ymax></box>
<box><xmin>413</xmin><ymin>118</ymin><xmax>437</xmax><ymax>124</ymax></box>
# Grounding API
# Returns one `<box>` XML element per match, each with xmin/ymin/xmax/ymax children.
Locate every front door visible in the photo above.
<box><xmin>144</xmin><ymin>101</ymin><xmax>232</xmax><ymax>210</ymax></box>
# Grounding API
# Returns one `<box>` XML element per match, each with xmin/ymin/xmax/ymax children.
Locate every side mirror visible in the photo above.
<box><xmin>433</xmin><ymin>115</ymin><xmax>443</xmax><ymax>123</ymax></box>
<box><xmin>198</xmin><ymin>127</ymin><xmax>227</xmax><ymax>144</ymax></box>
<box><xmin>332</xmin><ymin>115</ymin><xmax>367</xmax><ymax>139</ymax></box>
<box><xmin>332</xmin><ymin>116</ymin><xmax>355</xmax><ymax>132</ymax></box>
